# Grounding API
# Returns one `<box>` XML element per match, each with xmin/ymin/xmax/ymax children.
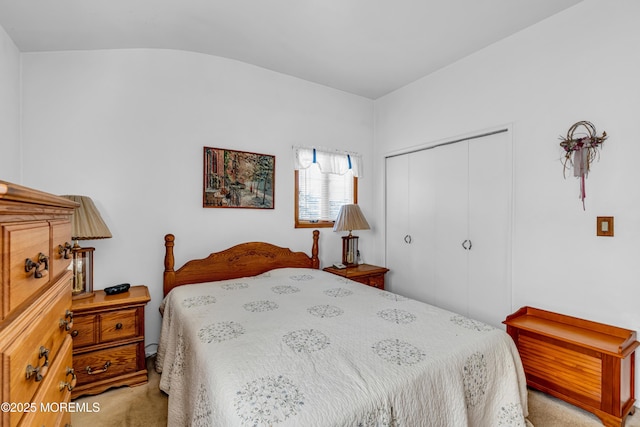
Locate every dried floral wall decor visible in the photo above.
<box><xmin>559</xmin><ymin>120</ymin><xmax>607</xmax><ymax>209</ymax></box>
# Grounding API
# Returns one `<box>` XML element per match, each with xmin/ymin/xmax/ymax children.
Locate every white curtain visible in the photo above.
<box><xmin>293</xmin><ymin>146</ymin><xmax>362</xmax><ymax>177</ymax></box>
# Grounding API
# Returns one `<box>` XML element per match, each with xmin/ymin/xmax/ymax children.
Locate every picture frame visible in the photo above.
<box><xmin>203</xmin><ymin>147</ymin><xmax>275</xmax><ymax>209</ymax></box>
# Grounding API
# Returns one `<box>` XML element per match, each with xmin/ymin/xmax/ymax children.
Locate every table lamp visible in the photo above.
<box><xmin>61</xmin><ymin>195</ymin><xmax>112</xmax><ymax>299</ymax></box>
<box><xmin>333</xmin><ymin>204</ymin><xmax>370</xmax><ymax>266</ymax></box>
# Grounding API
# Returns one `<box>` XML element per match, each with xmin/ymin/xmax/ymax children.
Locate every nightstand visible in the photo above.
<box><xmin>323</xmin><ymin>264</ymin><xmax>389</xmax><ymax>290</ymax></box>
<box><xmin>70</xmin><ymin>285</ymin><xmax>150</xmax><ymax>399</ymax></box>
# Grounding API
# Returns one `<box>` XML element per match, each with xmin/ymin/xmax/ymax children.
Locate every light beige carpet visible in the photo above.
<box><xmin>72</xmin><ymin>357</ymin><xmax>639</xmax><ymax>426</ymax></box>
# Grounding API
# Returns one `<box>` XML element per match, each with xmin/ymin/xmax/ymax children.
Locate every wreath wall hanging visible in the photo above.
<box><xmin>559</xmin><ymin>120</ymin><xmax>607</xmax><ymax>210</ymax></box>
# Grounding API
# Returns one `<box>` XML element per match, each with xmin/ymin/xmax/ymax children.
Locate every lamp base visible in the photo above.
<box><xmin>341</xmin><ymin>235</ymin><xmax>359</xmax><ymax>266</ymax></box>
<box><xmin>72</xmin><ymin>291</ymin><xmax>96</xmax><ymax>300</ymax></box>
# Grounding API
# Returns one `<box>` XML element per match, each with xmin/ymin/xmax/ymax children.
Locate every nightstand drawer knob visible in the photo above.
<box><xmin>71</xmin><ymin>330</ymin><xmax>79</xmax><ymax>337</ymax></box>
<box><xmin>86</xmin><ymin>361</ymin><xmax>111</xmax><ymax>375</ymax></box>
<box><xmin>115</xmin><ymin>322</ymin><xmax>123</xmax><ymax>330</ymax></box>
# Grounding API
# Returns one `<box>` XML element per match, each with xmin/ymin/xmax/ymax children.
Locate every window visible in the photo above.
<box><xmin>293</xmin><ymin>147</ymin><xmax>361</xmax><ymax>228</ymax></box>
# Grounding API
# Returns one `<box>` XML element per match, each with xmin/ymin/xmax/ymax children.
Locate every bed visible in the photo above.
<box><xmin>156</xmin><ymin>230</ymin><xmax>529</xmax><ymax>426</ymax></box>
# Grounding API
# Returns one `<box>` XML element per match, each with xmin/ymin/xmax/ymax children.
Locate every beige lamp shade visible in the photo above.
<box><xmin>333</xmin><ymin>204</ymin><xmax>370</xmax><ymax>233</ymax></box>
<box><xmin>61</xmin><ymin>195</ymin><xmax>112</xmax><ymax>240</ymax></box>
<box><xmin>333</xmin><ymin>204</ymin><xmax>370</xmax><ymax>266</ymax></box>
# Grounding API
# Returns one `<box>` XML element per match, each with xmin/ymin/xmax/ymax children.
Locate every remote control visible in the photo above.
<box><xmin>104</xmin><ymin>283</ymin><xmax>130</xmax><ymax>295</ymax></box>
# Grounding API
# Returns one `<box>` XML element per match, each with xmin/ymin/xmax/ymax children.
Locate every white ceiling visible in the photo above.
<box><xmin>0</xmin><ymin>0</ymin><xmax>583</xmax><ymax>99</ymax></box>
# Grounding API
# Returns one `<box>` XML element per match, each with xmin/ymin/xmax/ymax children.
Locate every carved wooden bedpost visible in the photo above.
<box><xmin>311</xmin><ymin>229</ymin><xmax>320</xmax><ymax>269</ymax></box>
<box><xmin>164</xmin><ymin>234</ymin><xmax>176</xmax><ymax>295</ymax></box>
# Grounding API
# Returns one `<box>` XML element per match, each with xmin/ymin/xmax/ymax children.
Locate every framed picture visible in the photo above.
<box><xmin>203</xmin><ymin>147</ymin><xmax>275</xmax><ymax>209</ymax></box>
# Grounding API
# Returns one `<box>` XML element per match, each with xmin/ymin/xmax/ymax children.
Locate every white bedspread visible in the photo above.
<box><xmin>156</xmin><ymin>268</ymin><xmax>528</xmax><ymax>426</ymax></box>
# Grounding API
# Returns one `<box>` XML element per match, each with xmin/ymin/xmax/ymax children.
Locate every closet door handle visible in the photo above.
<box><xmin>462</xmin><ymin>240</ymin><xmax>469</xmax><ymax>250</ymax></box>
<box><xmin>404</xmin><ymin>235</ymin><xmax>412</xmax><ymax>244</ymax></box>
<box><xmin>468</xmin><ymin>240</ymin><xmax>472</xmax><ymax>250</ymax></box>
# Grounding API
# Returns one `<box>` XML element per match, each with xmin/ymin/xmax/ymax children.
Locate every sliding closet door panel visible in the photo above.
<box><xmin>407</xmin><ymin>148</ymin><xmax>436</xmax><ymax>303</ymax></box>
<box><xmin>468</xmin><ymin>131</ymin><xmax>511</xmax><ymax>327</ymax></box>
<box><xmin>432</xmin><ymin>142</ymin><xmax>469</xmax><ymax>316</ymax></box>
<box><xmin>385</xmin><ymin>154</ymin><xmax>412</xmax><ymax>295</ymax></box>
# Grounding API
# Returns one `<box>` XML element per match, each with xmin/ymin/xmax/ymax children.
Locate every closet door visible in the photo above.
<box><xmin>431</xmin><ymin>142</ymin><xmax>469</xmax><ymax>316</ymax></box>
<box><xmin>406</xmin><ymin>148</ymin><xmax>436</xmax><ymax>303</ymax></box>
<box><xmin>467</xmin><ymin>131</ymin><xmax>511</xmax><ymax>327</ymax></box>
<box><xmin>385</xmin><ymin>150</ymin><xmax>436</xmax><ymax>301</ymax></box>
<box><xmin>385</xmin><ymin>154</ymin><xmax>412</xmax><ymax>295</ymax></box>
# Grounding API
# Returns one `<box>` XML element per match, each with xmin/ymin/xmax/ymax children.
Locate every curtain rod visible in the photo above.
<box><xmin>292</xmin><ymin>145</ymin><xmax>361</xmax><ymax>157</ymax></box>
<box><xmin>386</xmin><ymin>128</ymin><xmax>509</xmax><ymax>159</ymax></box>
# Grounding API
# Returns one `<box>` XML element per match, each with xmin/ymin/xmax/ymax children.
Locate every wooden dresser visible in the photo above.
<box><xmin>0</xmin><ymin>180</ymin><xmax>78</xmax><ymax>427</ymax></box>
<box><xmin>504</xmin><ymin>306</ymin><xmax>639</xmax><ymax>427</ymax></box>
<box><xmin>70</xmin><ymin>286</ymin><xmax>150</xmax><ymax>399</ymax></box>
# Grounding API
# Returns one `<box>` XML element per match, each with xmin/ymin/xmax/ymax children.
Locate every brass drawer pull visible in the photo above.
<box><xmin>24</xmin><ymin>257</ymin><xmax>39</xmax><ymax>277</ymax></box>
<box><xmin>38</xmin><ymin>253</ymin><xmax>49</xmax><ymax>271</ymax></box>
<box><xmin>86</xmin><ymin>361</ymin><xmax>111</xmax><ymax>375</ymax></box>
<box><xmin>25</xmin><ymin>346</ymin><xmax>50</xmax><ymax>382</ymax></box>
<box><xmin>58</xmin><ymin>242</ymin><xmax>73</xmax><ymax>259</ymax></box>
<box><xmin>59</xmin><ymin>367</ymin><xmax>77</xmax><ymax>391</ymax></box>
<box><xmin>59</xmin><ymin>310</ymin><xmax>74</xmax><ymax>331</ymax></box>
<box><xmin>24</xmin><ymin>253</ymin><xmax>49</xmax><ymax>278</ymax></box>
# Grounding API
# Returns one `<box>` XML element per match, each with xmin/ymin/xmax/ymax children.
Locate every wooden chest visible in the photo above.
<box><xmin>504</xmin><ymin>306</ymin><xmax>638</xmax><ymax>427</ymax></box>
<box><xmin>0</xmin><ymin>181</ymin><xmax>77</xmax><ymax>427</ymax></box>
<box><xmin>70</xmin><ymin>286</ymin><xmax>150</xmax><ymax>399</ymax></box>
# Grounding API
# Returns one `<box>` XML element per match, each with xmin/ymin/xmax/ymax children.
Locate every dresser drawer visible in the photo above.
<box><xmin>74</xmin><ymin>342</ymin><xmax>140</xmax><ymax>387</ymax></box>
<box><xmin>3</xmin><ymin>276</ymin><xmax>72</xmax><ymax>412</ymax></box>
<box><xmin>16</xmin><ymin>336</ymin><xmax>73</xmax><ymax>427</ymax></box>
<box><xmin>50</xmin><ymin>220</ymin><xmax>73</xmax><ymax>283</ymax></box>
<box><xmin>1</xmin><ymin>221</ymin><xmax>51</xmax><ymax>320</ymax></box>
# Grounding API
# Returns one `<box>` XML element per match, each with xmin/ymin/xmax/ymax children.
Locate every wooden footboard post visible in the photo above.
<box><xmin>311</xmin><ymin>230</ymin><xmax>320</xmax><ymax>269</ymax></box>
<box><xmin>164</xmin><ymin>234</ymin><xmax>176</xmax><ymax>295</ymax></box>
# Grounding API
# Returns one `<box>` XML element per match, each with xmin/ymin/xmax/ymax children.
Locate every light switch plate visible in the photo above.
<box><xmin>597</xmin><ymin>216</ymin><xmax>614</xmax><ymax>237</ymax></box>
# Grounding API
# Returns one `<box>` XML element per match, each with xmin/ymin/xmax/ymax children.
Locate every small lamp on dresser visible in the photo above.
<box><xmin>61</xmin><ymin>195</ymin><xmax>112</xmax><ymax>299</ymax></box>
<box><xmin>333</xmin><ymin>204</ymin><xmax>370</xmax><ymax>266</ymax></box>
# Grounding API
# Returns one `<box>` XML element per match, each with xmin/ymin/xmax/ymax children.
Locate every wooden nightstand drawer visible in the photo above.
<box><xmin>367</xmin><ymin>275</ymin><xmax>385</xmax><ymax>289</ymax></box>
<box><xmin>101</xmin><ymin>309</ymin><xmax>139</xmax><ymax>342</ymax></box>
<box><xmin>74</xmin><ymin>342</ymin><xmax>140</xmax><ymax>387</ymax></box>
<box><xmin>71</xmin><ymin>314</ymin><xmax>98</xmax><ymax>348</ymax></box>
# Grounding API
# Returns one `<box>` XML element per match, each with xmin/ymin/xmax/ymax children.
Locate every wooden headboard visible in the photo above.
<box><xmin>163</xmin><ymin>230</ymin><xmax>320</xmax><ymax>296</ymax></box>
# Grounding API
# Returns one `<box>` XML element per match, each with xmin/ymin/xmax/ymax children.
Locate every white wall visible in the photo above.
<box><xmin>20</xmin><ymin>49</ymin><xmax>374</xmax><ymax>353</ymax></box>
<box><xmin>374</xmin><ymin>0</ymin><xmax>640</xmax><ymax>392</ymax></box>
<box><xmin>0</xmin><ymin>25</ymin><xmax>21</xmax><ymax>182</ymax></box>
